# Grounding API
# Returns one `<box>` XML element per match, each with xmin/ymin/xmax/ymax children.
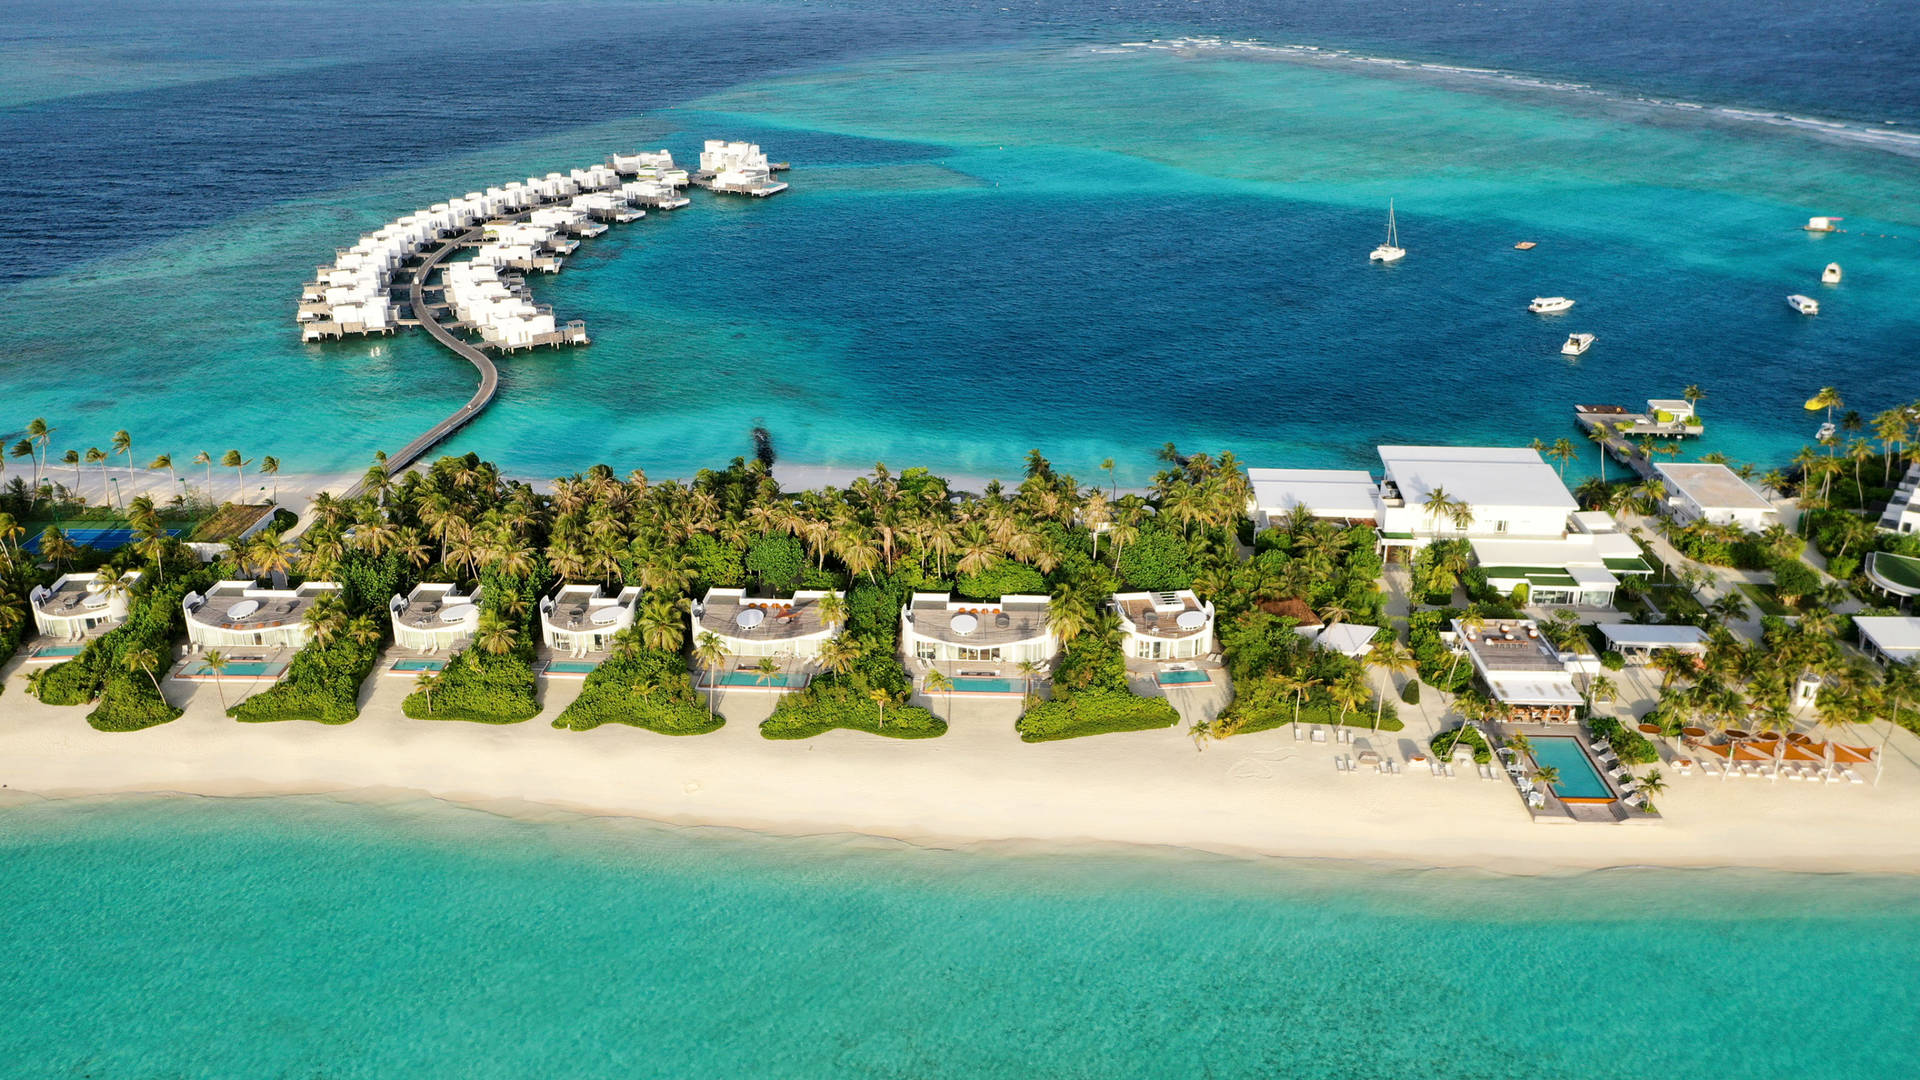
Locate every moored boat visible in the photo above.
<box><xmin>1369</xmin><ymin>200</ymin><xmax>1406</xmax><ymax>263</ymax></box>
<box><xmin>1529</xmin><ymin>296</ymin><xmax>1575</xmax><ymax>314</ymax></box>
<box><xmin>1560</xmin><ymin>332</ymin><xmax>1596</xmax><ymax>356</ymax></box>
<box><xmin>1787</xmin><ymin>293</ymin><xmax>1819</xmax><ymax>315</ymax></box>
<box><xmin>1822</xmin><ymin>262</ymin><xmax>1842</xmax><ymax>284</ymax></box>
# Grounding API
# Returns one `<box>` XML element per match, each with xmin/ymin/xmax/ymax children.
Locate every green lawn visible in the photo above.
<box><xmin>1868</xmin><ymin>551</ymin><xmax>1920</xmax><ymax>593</ymax></box>
<box><xmin>1738</xmin><ymin>582</ymin><xmax>1792</xmax><ymax>618</ymax></box>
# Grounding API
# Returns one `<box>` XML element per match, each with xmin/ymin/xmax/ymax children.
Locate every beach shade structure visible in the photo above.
<box><xmin>1724</xmin><ymin>729</ymin><xmax>1752</xmax><ymax>741</ymax></box>
<box><xmin>1682</xmin><ymin>726</ymin><xmax>1709</xmax><ymax>739</ymax></box>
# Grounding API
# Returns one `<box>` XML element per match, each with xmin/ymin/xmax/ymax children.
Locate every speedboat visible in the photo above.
<box><xmin>1369</xmin><ymin>200</ymin><xmax>1406</xmax><ymax>263</ymax></box>
<box><xmin>1513</xmin><ymin>241</ymin><xmax>1537</xmax><ymax>250</ymax></box>
<box><xmin>1529</xmin><ymin>296</ymin><xmax>1575</xmax><ymax>314</ymax></box>
<box><xmin>1560</xmin><ymin>333</ymin><xmax>1596</xmax><ymax>356</ymax></box>
<box><xmin>1817</xmin><ymin>422</ymin><xmax>1837</xmax><ymax>441</ymax></box>
<box><xmin>1804</xmin><ymin>216</ymin><xmax>1841</xmax><ymax>232</ymax></box>
<box><xmin>1787</xmin><ymin>293</ymin><xmax>1819</xmax><ymax>315</ymax></box>
<box><xmin>1822</xmin><ymin>262</ymin><xmax>1842</xmax><ymax>284</ymax></box>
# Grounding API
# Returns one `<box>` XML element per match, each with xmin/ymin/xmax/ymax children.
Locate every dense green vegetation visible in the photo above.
<box><xmin>1014</xmin><ymin>626</ymin><xmax>1178</xmax><ymax>742</ymax></box>
<box><xmin>763</xmin><ymin>573</ymin><xmax>944</xmax><ymax>740</ymax></box>
<box><xmin>403</xmin><ymin>569</ymin><xmax>541</xmax><ymax>724</ymax></box>
<box><xmin>1586</xmin><ymin>715</ymin><xmax>1658</xmax><ymax>765</ymax></box>
<box><xmin>228</xmin><ymin>594</ymin><xmax>383</xmax><ymax>725</ymax></box>
<box><xmin>1431</xmin><ymin>723</ymin><xmax>1492</xmax><ymax>765</ymax></box>
<box><xmin>556</xmin><ymin>636</ymin><xmax>719</xmax><ymax>734</ymax></box>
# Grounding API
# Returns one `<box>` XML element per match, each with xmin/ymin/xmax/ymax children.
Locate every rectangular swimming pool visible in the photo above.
<box><xmin>177</xmin><ymin>660</ymin><xmax>286</xmax><ymax>679</ymax></box>
<box><xmin>32</xmin><ymin>644</ymin><xmax>87</xmax><ymax>658</ymax></box>
<box><xmin>546</xmin><ymin>660</ymin><xmax>601</xmax><ymax>675</ymax></box>
<box><xmin>1531</xmin><ymin>736</ymin><xmax>1614</xmax><ymax>801</ymax></box>
<box><xmin>706</xmin><ymin>671</ymin><xmax>797</xmax><ymax>688</ymax></box>
<box><xmin>1156</xmin><ymin>669</ymin><xmax>1211</xmax><ymax>686</ymax></box>
<box><xmin>946</xmin><ymin>676</ymin><xmax>1022</xmax><ymax>694</ymax></box>
<box><xmin>390</xmin><ymin>658</ymin><xmax>447</xmax><ymax>673</ymax></box>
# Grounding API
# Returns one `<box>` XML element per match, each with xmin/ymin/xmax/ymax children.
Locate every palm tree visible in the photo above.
<box><xmin>61</xmin><ymin>449</ymin><xmax>81</xmax><ymax>497</ymax></box>
<box><xmin>1682</xmin><ymin>384</ymin><xmax>1705</xmax><ymax>418</ymax></box>
<box><xmin>868</xmin><ymin>687</ymin><xmax>891</xmax><ymax>731</ymax></box>
<box><xmin>1100</xmin><ymin>457</ymin><xmax>1117</xmax><ymax>499</ymax></box>
<box><xmin>85</xmin><ymin>447</ymin><xmax>109</xmax><ymax>504</ymax></box>
<box><xmin>814</xmin><ymin>591</ymin><xmax>848</xmax><ymax>634</ymax></box>
<box><xmin>201</xmin><ymin>649</ymin><xmax>230</xmax><ymax>712</ymax></box>
<box><xmin>474</xmin><ymin>610</ymin><xmax>519</xmax><ymax>656</ymax></box>
<box><xmin>924</xmin><ymin>668</ymin><xmax>954</xmax><ymax>726</ymax></box>
<box><xmin>637</xmin><ymin>594</ymin><xmax>689</xmax><ymax>653</ymax></box>
<box><xmin>413</xmin><ymin>671</ymin><xmax>441</xmax><ymax>714</ymax></box>
<box><xmin>694</xmin><ymin>631</ymin><xmax>728</xmax><ymax>718</ymax></box>
<box><xmin>10</xmin><ymin>439</ymin><xmax>37</xmax><ymax>509</ymax></box>
<box><xmin>1550</xmin><ymin>437</ymin><xmax>1578</xmax><ymax>480</ymax></box>
<box><xmin>1017</xmin><ymin>658</ymin><xmax>1043</xmax><ymax>700</ymax></box>
<box><xmin>261</xmin><ymin>456</ymin><xmax>281</xmax><ymax>504</ymax></box>
<box><xmin>1587</xmin><ymin>420</ymin><xmax>1615</xmax><ymax>484</ymax></box>
<box><xmin>817</xmin><ymin>635</ymin><xmax>863</xmax><ymax>677</ymax></box>
<box><xmin>1367</xmin><ymin>639</ymin><xmax>1415</xmax><ymax>730</ymax></box>
<box><xmin>148</xmin><ymin>453</ymin><xmax>176</xmax><ymax>501</ymax></box>
<box><xmin>220</xmin><ymin>449</ymin><xmax>250</xmax><ymax>502</ymax></box>
<box><xmin>112</xmin><ymin>429</ymin><xmax>132</xmax><ymax>488</ymax></box>
<box><xmin>1637</xmin><ymin>768</ymin><xmax>1667</xmax><ymax>810</ymax></box>
<box><xmin>1532</xmin><ymin>764</ymin><xmax>1562</xmax><ymax>789</ymax></box>
<box><xmin>1329</xmin><ymin>672</ymin><xmax>1369</xmax><ymax>731</ymax></box>
<box><xmin>752</xmin><ymin>655</ymin><xmax>782</xmax><ymax>690</ymax></box>
<box><xmin>125</xmin><ymin>647</ymin><xmax>164</xmax><ymax>698</ymax></box>
<box><xmin>190</xmin><ymin>450</ymin><xmax>214</xmax><ymax>501</ymax></box>
<box><xmin>1421</xmin><ymin>486</ymin><xmax>1455</xmax><ymax>537</ymax></box>
<box><xmin>1807</xmin><ymin>387</ymin><xmax>1844</xmax><ymax>445</ymax></box>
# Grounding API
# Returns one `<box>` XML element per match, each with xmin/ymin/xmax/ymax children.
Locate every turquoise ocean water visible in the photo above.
<box><xmin>2</xmin><ymin>2</ymin><xmax>1917</xmax><ymax>484</ymax></box>
<box><xmin>3</xmin><ymin>795</ymin><xmax>1919</xmax><ymax>1078</ymax></box>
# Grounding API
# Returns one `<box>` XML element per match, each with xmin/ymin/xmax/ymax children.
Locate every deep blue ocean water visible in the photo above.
<box><xmin>0</xmin><ymin>0</ymin><xmax>1916</xmax><ymax>482</ymax></box>
<box><xmin>3</xmin><ymin>795</ymin><xmax>1919</xmax><ymax>1079</ymax></box>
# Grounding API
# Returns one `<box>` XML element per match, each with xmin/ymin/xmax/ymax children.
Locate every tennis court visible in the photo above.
<box><xmin>23</xmin><ymin>525</ymin><xmax>184</xmax><ymax>553</ymax></box>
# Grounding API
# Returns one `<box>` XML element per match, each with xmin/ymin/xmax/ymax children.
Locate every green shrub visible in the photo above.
<box><xmin>1770</xmin><ymin>558</ymin><xmax>1820</xmax><ymax>605</ymax></box>
<box><xmin>404</xmin><ymin>648</ymin><xmax>538</xmax><ymax>724</ymax></box>
<box><xmin>1828</xmin><ymin>553</ymin><xmax>1860</xmax><ymax>580</ymax></box>
<box><xmin>1600</xmin><ymin>650</ymin><xmax>1625</xmax><ymax>671</ymax></box>
<box><xmin>762</xmin><ymin>673</ymin><xmax>945</xmax><ymax>740</ymax></box>
<box><xmin>1116</xmin><ymin>527</ymin><xmax>1194</xmax><ymax>591</ymax></box>
<box><xmin>1017</xmin><ymin>687</ymin><xmax>1178</xmax><ymax>742</ymax></box>
<box><xmin>1432</xmin><ymin>724</ymin><xmax>1492</xmax><ymax>764</ymax></box>
<box><xmin>556</xmin><ymin>647</ymin><xmax>720</xmax><ymax>734</ymax></box>
<box><xmin>744</xmin><ymin>534</ymin><xmax>806</xmax><ymax>592</ymax></box>
<box><xmin>687</xmin><ymin>534</ymin><xmax>746</xmax><ymax>591</ymax></box>
<box><xmin>1587</xmin><ymin>715</ymin><xmax>1658</xmax><ymax>765</ymax></box>
<box><xmin>955</xmin><ymin>561</ymin><xmax>1045</xmax><ymax>600</ymax></box>
<box><xmin>229</xmin><ymin>635</ymin><xmax>380</xmax><ymax>725</ymax></box>
<box><xmin>1400</xmin><ymin>680</ymin><xmax>1420</xmax><ymax>705</ymax></box>
<box><xmin>29</xmin><ymin>569</ymin><xmax>210</xmax><ymax>729</ymax></box>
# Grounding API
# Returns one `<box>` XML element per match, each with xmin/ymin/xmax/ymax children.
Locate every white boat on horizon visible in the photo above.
<box><xmin>1788</xmin><ymin>293</ymin><xmax>1820</xmax><ymax>315</ymax></box>
<box><xmin>1369</xmin><ymin>200</ymin><xmax>1406</xmax><ymax>263</ymax></box>
<box><xmin>1529</xmin><ymin>296</ymin><xmax>1575</xmax><ymax>314</ymax></box>
<box><xmin>1822</xmin><ymin>262</ymin><xmax>1843</xmax><ymax>284</ymax></box>
<box><xmin>1560</xmin><ymin>332</ymin><xmax>1596</xmax><ymax>356</ymax></box>
<box><xmin>1804</xmin><ymin>216</ymin><xmax>1841</xmax><ymax>233</ymax></box>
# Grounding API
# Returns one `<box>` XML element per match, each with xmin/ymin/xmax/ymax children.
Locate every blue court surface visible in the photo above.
<box><xmin>24</xmin><ymin>526</ymin><xmax>185</xmax><ymax>553</ymax></box>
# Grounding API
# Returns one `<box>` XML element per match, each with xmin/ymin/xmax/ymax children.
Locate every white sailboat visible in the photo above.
<box><xmin>1369</xmin><ymin>201</ymin><xmax>1406</xmax><ymax>263</ymax></box>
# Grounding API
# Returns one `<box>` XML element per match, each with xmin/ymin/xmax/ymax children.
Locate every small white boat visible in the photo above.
<box><xmin>1560</xmin><ymin>333</ymin><xmax>1596</xmax><ymax>356</ymax></box>
<box><xmin>1369</xmin><ymin>200</ymin><xmax>1406</xmax><ymax>263</ymax></box>
<box><xmin>1787</xmin><ymin>293</ymin><xmax>1820</xmax><ymax>315</ymax></box>
<box><xmin>1817</xmin><ymin>422</ymin><xmax>1837</xmax><ymax>441</ymax></box>
<box><xmin>1822</xmin><ymin>262</ymin><xmax>1842</xmax><ymax>284</ymax></box>
<box><xmin>1529</xmin><ymin>296</ymin><xmax>1575</xmax><ymax>314</ymax></box>
<box><xmin>1804</xmin><ymin>216</ymin><xmax>1841</xmax><ymax>233</ymax></box>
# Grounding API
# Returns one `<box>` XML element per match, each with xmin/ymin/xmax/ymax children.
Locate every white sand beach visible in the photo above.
<box><xmin>4</xmin><ymin>660</ymin><xmax>1919</xmax><ymax>875</ymax></box>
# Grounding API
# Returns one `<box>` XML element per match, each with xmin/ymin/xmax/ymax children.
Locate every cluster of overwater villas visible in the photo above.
<box><xmin>294</xmin><ymin>141</ymin><xmax>782</xmax><ymax>348</ymax></box>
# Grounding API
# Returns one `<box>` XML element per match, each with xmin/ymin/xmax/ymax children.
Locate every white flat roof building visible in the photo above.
<box><xmin>30</xmin><ymin>571</ymin><xmax>140</xmax><ymax>641</ymax></box>
<box><xmin>390</xmin><ymin>583</ymin><xmax>482</xmax><ymax>654</ymax></box>
<box><xmin>1376</xmin><ymin>446</ymin><xmax>1578</xmax><ymax>545</ymax></box>
<box><xmin>1596</xmin><ymin>623</ymin><xmax>1709</xmax><ymax>663</ymax></box>
<box><xmin>1111</xmin><ymin>590</ymin><xmax>1215</xmax><ymax>661</ymax></box>
<box><xmin>1654</xmin><ymin>463</ymin><xmax>1778</xmax><ymax>532</ymax></box>
<box><xmin>1853</xmin><ymin>617</ymin><xmax>1920</xmax><ymax>665</ymax></box>
<box><xmin>540</xmin><ymin>584</ymin><xmax>641</xmax><ymax>657</ymax></box>
<box><xmin>691</xmin><ymin>589</ymin><xmax>843</xmax><ymax>659</ymax></box>
<box><xmin>1880</xmin><ymin>463</ymin><xmax>1920</xmax><ymax>534</ymax></box>
<box><xmin>1298</xmin><ymin>622</ymin><xmax>1381</xmax><ymax>658</ymax></box>
<box><xmin>1469</xmin><ymin>514</ymin><xmax>1650</xmax><ymax>607</ymax></box>
<box><xmin>184</xmin><ymin>580</ymin><xmax>342</xmax><ymax>650</ymax></box>
<box><xmin>1451</xmin><ymin>617</ymin><xmax>1583</xmax><ymax>720</ymax></box>
<box><xmin>1246</xmin><ymin>468</ymin><xmax>1379</xmax><ymax>528</ymax></box>
<box><xmin>902</xmin><ymin>593</ymin><xmax>1055</xmax><ymax>665</ymax></box>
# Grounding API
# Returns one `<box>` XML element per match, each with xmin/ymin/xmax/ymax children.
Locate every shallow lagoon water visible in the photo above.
<box><xmin>3</xmin><ymin>794</ymin><xmax>1919</xmax><ymax>1078</ymax></box>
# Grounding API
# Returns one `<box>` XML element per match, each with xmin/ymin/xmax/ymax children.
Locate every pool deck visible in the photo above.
<box><xmin>1492</xmin><ymin>721</ymin><xmax>1660</xmax><ymax>825</ymax></box>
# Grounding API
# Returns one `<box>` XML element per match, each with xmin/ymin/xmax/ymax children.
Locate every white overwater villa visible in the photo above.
<box><xmin>689</xmin><ymin>588</ymin><xmax>844</xmax><ymax>692</ymax></box>
<box><xmin>697</xmin><ymin>140</ymin><xmax>788</xmax><ymax>196</ymax></box>
<box><xmin>389</xmin><ymin>583</ymin><xmax>483</xmax><ymax>654</ymax></box>
<box><xmin>540</xmin><ymin>584</ymin><xmax>641</xmax><ymax>658</ymax></box>
<box><xmin>183</xmin><ymin>581</ymin><xmax>342</xmax><ymax>650</ymax></box>
<box><xmin>30</xmin><ymin>570</ymin><xmax>141</xmax><ymax>643</ymax></box>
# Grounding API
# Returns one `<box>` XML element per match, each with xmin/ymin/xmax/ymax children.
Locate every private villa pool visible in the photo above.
<box><xmin>388</xmin><ymin>658</ymin><xmax>447</xmax><ymax>674</ymax></box>
<box><xmin>704</xmin><ymin>671</ymin><xmax>799</xmax><ymax>689</ymax></box>
<box><xmin>1531</xmin><ymin>736</ymin><xmax>1614</xmax><ymax>802</ymax></box>
<box><xmin>176</xmin><ymin>659</ymin><xmax>287</xmax><ymax>680</ymax></box>
<box><xmin>30</xmin><ymin>644</ymin><xmax>87</xmax><ymax>660</ymax></box>
<box><xmin>544</xmin><ymin>660</ymin><xmax>601</xmax><ymax>676</ymax></box>
<box><xmin>1155</xmin><ymin>668</ymin><xmax>1211</xmax><ymax>687</ymax></box>
<box><xmin>939</xmin><ymin>676</ymin><xmax>1025</xmax><ymax>694</ymax></box>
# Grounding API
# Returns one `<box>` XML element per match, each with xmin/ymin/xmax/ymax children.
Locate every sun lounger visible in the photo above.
<box><xmin>1430</xmin><ymin>760</ymin><xmax>1446</xmax><ymax>776</ymax></box>
<box><xmin>1786</xmin><ymin>770</ymin><xmax>1804</xmax><ymax>781</ymax></box>
<box><xmin>1311</xmin><ymin>728</ymin><xmax>1327</xmax><ymax>743</ymax></box>
<box><xmin>1676</xmin><ymin>759</ymin><xmax>1693</xmax><ymax>776</ymax></box>
<box><xmin>1293</xmin><ymin>725</ymin><xmax>1302</xmax><ymax>741</ymax></box>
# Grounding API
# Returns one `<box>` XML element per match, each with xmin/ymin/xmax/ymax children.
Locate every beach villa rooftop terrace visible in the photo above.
<box><xmin>906</xmin><ymin>593</ymin><xmax>1050</xmax><ymax>646</ymax></box>
<box><xmin>695</xmin><ymin>589</ymin><xmax>839</xmax><ymax>644</ymax></box>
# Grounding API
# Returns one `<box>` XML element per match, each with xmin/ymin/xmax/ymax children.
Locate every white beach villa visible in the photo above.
<box><xmin>1653</xmin><ymin>463</ymin><xmax>1779</xmax><ymax>532</ymax></box>
<box><xmin>901</xmin><ymin>593</ymin><xmax>1056</xmax><ymax>667</ymax></box>
<box><xmin>389</xmin><ymin>583</ymin><xmax>483</xmax><ymax>654</ymax></box>
<box><xmin>539</xmin><ymin>584</ymin><xmax>641</xmax><ymax>657</ymax></box>
<box><xmin>1111</xmin><ymin>590</ymin><xmax>1215</xmax><ymax>662</ymax></box>
<box><xmin>31</xmin><ymin>570</ymin><xmax>141</xmax><ymax>641</ymax></box>
<box><xmin>183</xmin><ymin>581</ymin><xmax>342</xmax><ymax>650</ymax></box>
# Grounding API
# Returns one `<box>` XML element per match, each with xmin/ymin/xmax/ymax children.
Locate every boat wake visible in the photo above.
<box><xmin>1105</xmin><ymin>37</ymin><xmax>1920</xmax><ymax>159</ymax></box>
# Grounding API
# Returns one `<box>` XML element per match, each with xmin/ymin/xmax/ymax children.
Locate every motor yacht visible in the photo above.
<box><xmin>1560</xmin><ymin>333</ymin><xmax>1596</xmax><ymax>356</ymax></box>
<box><xmin>1787</xmin><ymin>293</ymin><xmax>1819</xmax><ymax>315</ymax></box>
<box><xmin>1529</xmin><ymin>296</ymin><xmax>1575</xmax><ymax>314</ymax></box>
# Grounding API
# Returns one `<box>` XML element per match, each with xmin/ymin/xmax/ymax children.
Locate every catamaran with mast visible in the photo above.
<box><xmin>1369</xmin><ymin>201</ymin><xmax>1406</xmax><ymax>263</ymax></box>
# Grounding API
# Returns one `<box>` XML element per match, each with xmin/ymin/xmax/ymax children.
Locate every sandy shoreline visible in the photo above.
<box><xmin>5</xmin><ymin>662</ymin><xmax>1920</xmax><ymax>877</ymax></box>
